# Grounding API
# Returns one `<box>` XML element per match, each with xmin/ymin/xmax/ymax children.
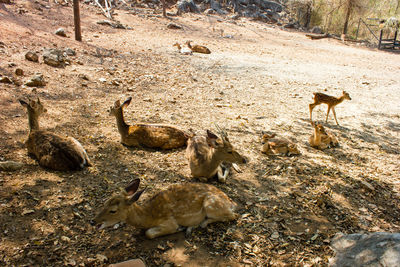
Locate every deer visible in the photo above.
<box><xmin>186</xmin><ymin>127</ymin><xmax>246</xmax><ymax>183</ymax></box>
<box><xmin>185</xmin><ymin>41</ymin><xmax>211</xmax><ymax>54</ymax></box>
<box><xmin>172</xmin><ymin>42</ymin><xmax>192</xmax><ymax>55</ymax></box>
<box><xmin>309</xmin><ymin>123</ymin><xmax>339</xmax><ymax>150</ymax></box>
<box><xmin>309</xmin><ymin>91</ymin><xmax>351</xmax><ymax>125</ymax></box>
<box><xmin>109</xmin><ymin>97</ymin><xmax>189</xmax><ymax>149</ymax></box>
<box><xmin>19</xmin><ymin>98</ymin><xmax>91</xmax><ymax>171</ymax></box>
<box><xmin>261</xmin><ymin>133</ymin><xmax>300</xmax><ymax>156</ymax></box>
<box><xmin>90</xmin><ymin>179</ymin><xmax>238</xmax><ymax>239</ymax></box>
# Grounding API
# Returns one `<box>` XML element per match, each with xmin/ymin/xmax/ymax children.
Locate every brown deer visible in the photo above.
<box><xmin>185</xmin><ymin>41</ymin><xmax>211</xmax><ymax>54</ymax></box>
<box><xmin>173</xmin><ymin>42</ymin><xmax>192</xmax><ymax>55</ymax></box>
<box><xmin>261</xmin><ymin>133</ymin><xmax>300</xmax><ymax>156</ymax></box>
<box><xmin>90</xmin><ymin>179</ymin><xmax>238</xmax><ymax>239</ymax></box>
<box><xmin>309</xmin><ymin>91</ymin><xmax>351</xmax><ymax>125</ymax></box>
<box><xmin>309</xmin><ymin>123</ymin><xmax>339</xmax><ymax>150</ymax></box>
<box><xmin>186</xmin><ymin>128</ymin><xmax>246</xmax><ymax>183</ymax></box>
<box><xmin>109</xmin><ymin>97</ymin><xmax>189</xmax><ymax>149</ymax></box>
<box><xmin>19</xmin><ymin>98</ymin><xmax>91</xmax><ymax>171</ymax></box>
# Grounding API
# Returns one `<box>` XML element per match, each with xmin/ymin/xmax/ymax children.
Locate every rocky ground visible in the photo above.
<box><xmin>0</xmin><ymin>0</ymin><xmax>399</xmax><ymax>266</ymax></box>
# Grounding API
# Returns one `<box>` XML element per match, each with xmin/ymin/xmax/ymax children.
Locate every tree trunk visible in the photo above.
<box><xmin>162</xmin><ymin>0</ymin><xmax>166</xmax><ymax>17</ymax></box>
<box><xmin>342</xmin><ymin>0</ymin><xmax>353</xmax><ymax>35</ymax></box>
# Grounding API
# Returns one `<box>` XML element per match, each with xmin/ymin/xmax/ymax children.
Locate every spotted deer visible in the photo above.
<box><xmin>186</xmin><ymin>128</ymin><xmax>246</xmax><ymax>183</ymax></box>
<box><xmin>90</xmin><ymin>179</ymin><xmax>237</xmax><ymax>239</ymax></box>
<box><xmin>185</xmin><ymin>41</ymin><xmax>211</xmax><ymax>54</ymax></box>
<box><xmin>173</xmin><ymin>42</ymin><xmax>192</xmax><ymax>55</ymax></box>
<box><xmin>19</xmin><ymin>98</ymin><xmax>91</xmax><ymax>170</ymax></box>
<box><xmin>309</xmin><ymin>123</ymin><xmax>339</xmax><ymax>150</ymax></box>
<box><xmin>261</xmin><ymin>133</ymin><xmax>300</xmax><ymax>156</ymax></box>
<box><xmin>109</xmin><ymin>97</ymin><xmax>189</xmax><ymax>149</ymax></box>
<box><xmin>309</xmin><ymin>91</ymin><xmax>351</xmax><ymax>125</ymax></box>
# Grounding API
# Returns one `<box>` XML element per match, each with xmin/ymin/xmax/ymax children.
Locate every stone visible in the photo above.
<box><xmin>55</xmin><ymin>28</ymin><xmax>67</xmax><ymax>37</ymax></box>
<box><xmin>15</xmin><ymin>68</ymin><xmax>24</xmax><ymax>76</ymax></box>
<box><xmin>25</xmin><ymin>73</ymin><xmax>46</xmax><ymax>87</ymax></box>
<box><xmin>25</xmin><ymin>51</ymin><xmax>39</xmax><ymax>62</ymax></box>
<box><xmin>43</xmin><ymin>48</ymin><xmax>65</xmax><ymax>67</ymax></box>
<box><xmin>64</xmin><ymin>48</ymin><xmax>76</xmax><ymax>56</ymax></box>
<box><xmin>0</xmin><ymin>76</ymin><xmax>13</xmax><ymax>84</ymax></box>
<box><xmin>167</xmin><ymin>23</ymin><xmax>182</xmax><ymax>30</ymax></box>
<box><xmin>330</xmin><ymin>232</ymin><xmax>400</xmax><ymax>267</ymax></box>
<box><xmin>177</xmin><ymin>0</ymin><xmax>199</xmax><ymax>14</ymax></box>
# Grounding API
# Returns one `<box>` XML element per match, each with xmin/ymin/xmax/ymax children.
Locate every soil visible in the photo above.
<box><xmin>1</xmin><ymin>1</ymin><xmax>400</xmax><ymax>266</ymax></box>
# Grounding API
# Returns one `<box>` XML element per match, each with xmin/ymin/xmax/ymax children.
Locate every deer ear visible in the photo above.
<box><xmin>114</xmin><ymin>100</ymin><xmax>121</xmax><ymax>108</ymax></box>
<box><xmin>122</xmin><ymin>97</ymin><xmax>132</xmax><ymax>108</ymax></box>
<box><xmin>125</xmin><ymin>179</ymin><xmax>140</xmax><ymax>196</ymax></box>
<box><xmin>19</xmin><ymin>99</ymin><xmax>29</xmax><ymax>107</ymax></box>
<box><xmin>206</xmin><ymin>130</ymin><xmax>218</xmax><ymax>147</ymax></box>
<box><xmin>127</xmin><ymin>188</ymin><xmax>145</xmax><ymax>205</ymax></box>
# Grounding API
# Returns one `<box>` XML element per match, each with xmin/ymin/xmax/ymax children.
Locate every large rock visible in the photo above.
<box><xmin>177</xmin><ymin>0</ymin><xmax>199</xmax><ymax>14</ymax></box>
<box><xmin>210</xmin><ymin>0</ymin><xmax>228</xmax><ymax>15</ymax></box>
<box><xmin>257</xmin><ymin>0</ymin><xmax>283</xmax><ymax>12</ymax></box>
<box><xmin>43</xmin><ymin>48</ymin><xmax>65</xmax><ymax>67</ymax></box>
<box><xmin>55</xmin><ymin>28</ymin><xmax>67</xmax><ymax>37</ymax></box>
<box><xmin>330</xmin><ymin>232</ymin><xmax>400</xmax><ymax>267</ymax></box>
<box><xmin>25</xmin><ymin>73</ymin><xmax>46</xmax><ymax>87</ymax></box>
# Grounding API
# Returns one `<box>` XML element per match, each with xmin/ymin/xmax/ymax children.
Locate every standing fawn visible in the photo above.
<box><xmin>261</xmin><ymin>133</ymin><xmax>300</xmax><ymax>156</ymax></box>
<box><xmin>19</xmin><ymin>98</ymin><xmax>91</xmax><ymax>170</ymax></box>
<box><xmin>309</xmin><ymin>123</ymin><xmax>339</xmax><ymax>150</ymax></box>
<box><xmin>91</xmin><ymin>179</ymin><xmax>238</xmax><ymax>239</ymax></box>
<box><xmin>186</xmin><ymin>128</ymin><xmax>246</xmax><ymax>183</ymax></box>
<box><xmin>109</xmin><ymin>97</ymin><xmax>189</xmax><ymax>149</ymax></box>
<box><xmin>309</xmin><ymin>91</ymin><xmax>351</xmax><ymax>125</ymax></box>
<box><xmin>185</xmin><ymin>41</ymin><xmax>211</xmax><ymax>54</ymax></box>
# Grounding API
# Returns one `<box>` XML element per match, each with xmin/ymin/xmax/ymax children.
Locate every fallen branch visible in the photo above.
<box><xmin>305</xmin><ymin>33</ymin><xmax>330</xmax><ymax>40</ymax></box>
<box><xmin>95</xmin><ymin>0</ymin><xmax>112</xmax><ymax>19</ymax></box>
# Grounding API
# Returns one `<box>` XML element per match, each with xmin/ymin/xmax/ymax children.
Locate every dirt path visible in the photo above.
<box><xmin>1</xmin><ymin>1</ymin><xmax>399</xmax><ymax>266</ymax></box>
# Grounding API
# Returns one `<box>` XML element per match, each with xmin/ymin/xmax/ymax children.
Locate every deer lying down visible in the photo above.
<box><xmin>19</xmin><ymin>98</ymin><xmax>91</xmax><ymax>171</ymax></box>
<box><xmin>186</xmin><ymin>129</ymin><xmax>246</xmax><ymax>183</ymax></box>
<box><xmin>173</xmin><ymin>42</ymin><xmax>192</xmax><ymax>55</ymax></box>
<box><xmin>91</xmin><ymin>179</ymin><xmax>237</xmax><ymax>239</ymax></box>
<box><xmin>109</xmin><ymin>97</ymin><xmax>189</xmax><ymax>149</ymax></box>
<box><xmin>309</xmin><ymin>123</ymin><xmax>339</xmax><ymax>150</ymax></box>
<box><xmin>261</xmin><ymin>133</ymin><xmax>300</xmax><ymax>156</ymax></box>
<box><xmin>185</xmin><ymin>41</ymin><xmax>211</xmax><ymax>54</ymax></box>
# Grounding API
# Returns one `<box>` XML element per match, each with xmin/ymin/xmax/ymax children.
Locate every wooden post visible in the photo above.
<box><xmin>73</xmin><ymin>0</ymin><xmax>82</xmax><ymax>41</ymax></box>
<box><xmin>162</xmin><ymin>0</ymin><xmax>166</xmax><ymax>17</ymax></box>
<box><xmin>378</xmin><ymin>29</ymin><xmax>383</xmax><ymax>50</ymax></box>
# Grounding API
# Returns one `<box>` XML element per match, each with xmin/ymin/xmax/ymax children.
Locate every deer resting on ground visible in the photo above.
<box><xmin>109</xmin><ymin>97</ymin><xmax>189</xmax><ymax>149</ymax></box>
<box><xmin>261</xmin><ymin>133</ymin><xmax>300</xmax><ymax>156</ymax></box>
<box><xmin>309</xmin><ymin>123</ymin><xmax>339</xmax><ymax>150</ymax></box>
<box><xmin>185</xmin><ymin>41</ymin><xmax>211</xmax><ymax>54</ymax></box>
<box><xmin>309</xmin><ymin>91</ymin><xmax>351</xmax><ymax>125</ymax></box>
<box><xmin>173</xmin><ymin>42</ymin><xmax>193</xmax><ymax>55</ymax></box>
<box><xmin>90</xmin><ymin>179</ymin><xmax>238</xmax><ymax>239</ymax></box>
<box><xmin>19</xmin><ymin>98</ymin><xmax>91</xmax><ymax>171</ymax></box>
<box><xmin>186</xmin><ymin>128</ymin><xmax>246</xmax><ymax>183</ymax></box>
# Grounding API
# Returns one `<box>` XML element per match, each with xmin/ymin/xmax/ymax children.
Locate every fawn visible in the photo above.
<box><xmin>309</xmin><ymin>123</ymin><xmax>339</xmax><ymax>150</ymax></box>
<box><xmin>173</xmin><ymin>42</ymin><xmax>192</xmax><ymax>55</ymax></box>
<box><xmin>90</xmin><ymin>179</ymin><xmax>238</xmax><ymax>239</ymax></box>
<box><xmin>185</xmin><ymin>41</ymin><xmax>211</xmax><ymax>54</ymax></box>
<box><xmin>109</xmin><ymin>97</ymin><xmax>189</xmax><ymax>149</ymax></box>
<box><xmin>186</xmin><ymin>128</ymin><xmax>246</xmax><ymax>183</ymax></box>
<box><xmin>309</xmin><ymin>91</ymin><xmax>351</xmax><ymax>125</ymax></box>
<box><xmin>19</xmin><ymin>98</ymin><xmax>91</xmax><ymax>170</ymax></box>
<box><xmin>261</xmin><ymin>133</ymin><xmax>300</xmax><ymax>156</ymax></box>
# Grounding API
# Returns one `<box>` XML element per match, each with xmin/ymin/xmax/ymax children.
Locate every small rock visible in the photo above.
<box><xmin>0</xmin><ymin>161</ymin><xmax>24</xmax><ymax>171</ymax></box>
<box><xmin>25</xmin><ymin>73</ymin><xmax>46</xmax><ymax>87</ymax></box>
<box><xmin>43</xmin><ymin>48</ymin><xmax>65</xmax><ymax>67</ymax></box>
<box><xmin>270</xmin><ymin>232</ymin><xmax>279</xmax><ymax>239</ymax></box>
<box><xmin>8</xmin><ymin>62</ymin><xmax>16</xmax><ymax>67</ymax></box>
<box><xmin>55</xmin><ymin>28</ymin><xmax>67</xmax><ymax>37</ymax></box>
<box><xmin>167</xmin><ymin>23</ymin><xmax>182</xmax><ymax>29</ymax></box>
<box><xmin>25</xmin><ymin>51</ymin><xmax>39</xmax><ymax>62</ymax></box>
<box><xmin>78</xmin><ymin>74</ymin><xmax>89</xmax><ymax>80</ymax></box>
<box><xmin>15</xmin><ymin>68</ymin><xmax>24</xmax><ymax>76</ymax></box>
<box><xmin>99</xmin><ymin>78</ymin><xmax>107</xmax><ymax>83</ymax></box>
<box><xmin>0</xmin><ymin>76</ymin><xmax>13</xmax><ymax>84</ymax></box>
<box><xmin>64</xmin><ymin>48</ymin><xmax>76</xmax><ymax>56</ymax></box>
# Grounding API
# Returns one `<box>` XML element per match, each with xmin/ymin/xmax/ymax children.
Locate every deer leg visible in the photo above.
<box><xmin>332</xmin><ymin>107</ymin><xmax>339</xmax><ymax>125</ymax></box>
<box><xmin>309</xmin><ymin>103</ymin><xmax>316</xmax><ymax>121</ymax></box>
<box><xmin>145</xmin><ymin>218</ymin><xmax>179</xmax><ymax>239</ymax></box>
<box><xmin>325</xmin><ymin>106</ymin><xmax>331</xmax><ymax>122</ymax></box>
<box><xmin>217</xmin><ymin>165</ymin><xmax>229</xmax><ymax>183</ymax></box>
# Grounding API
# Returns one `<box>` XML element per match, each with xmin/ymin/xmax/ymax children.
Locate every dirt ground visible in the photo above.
<box><xmin>1</xmin><ymin>1</ymin><xmax>400</xmax><ymax>266</ymax></box>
